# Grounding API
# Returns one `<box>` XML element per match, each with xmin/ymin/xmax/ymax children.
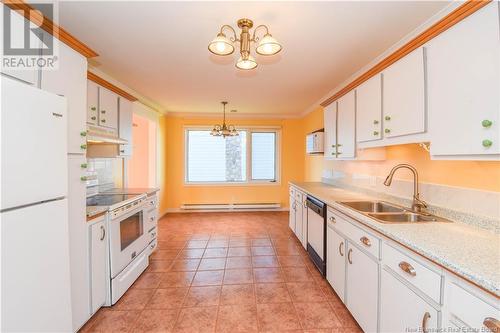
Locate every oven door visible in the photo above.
<box><xmin>109</xmin><ymin>206</ymin><xmax>149</xmax><ymax>278</ymax></box>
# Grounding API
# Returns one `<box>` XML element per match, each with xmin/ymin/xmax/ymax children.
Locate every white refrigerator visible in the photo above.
<box><xmin>1</xmin><ymin>77</ymin><xmax>73</xmax><ymax>332</ymax></box>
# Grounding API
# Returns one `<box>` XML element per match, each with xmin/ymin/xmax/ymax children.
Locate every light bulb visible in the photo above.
<box><xmin>216</xmin><ymin>42</ymin><xmax>226</xmax><ymax>53</ymax></box>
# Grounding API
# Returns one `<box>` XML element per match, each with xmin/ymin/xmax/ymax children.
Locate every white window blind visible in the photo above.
<box><xmin>251</xmin><ymin>132</ymin><xmax>276</xmax><ymax>181</ymax></box>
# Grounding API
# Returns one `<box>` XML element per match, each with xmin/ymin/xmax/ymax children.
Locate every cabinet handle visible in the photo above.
<box><xmin>101</xmin><ymin>119</ymin><xmax>106</xmax><ymax>123</ymax></box>
<box><xmin>360</xmin><ymin>236</ymin><xmax>371</xmax><ymax>247</ymax></box>
<box><xmin>482</xmin><ymin>139</ymin><xmax>493</xmax><ymax>148</ymax></box>
<box><xmin>482</xmin><ymin>120</ymin><xmax>493</xmax><ymax>128</ymax></box>
<box><xmin>120</xmin><ymin>149</ymin><xmax>125</xmax><ymax>153</ymax></box>
<box><xmin>347</xmin><ymin>249</ymin><xmax>353</xmax><ymax>264</ymax></box>
<box><xmin>80</xmin><ymin>144</ymin><xmax>87</xmax><ymax>150</ymax></box>
<box><xmin>399</xmin><ymin>261</ymin><xmax>416</xmax><ymax>277</ymax></box>
<box><xmin>100</xmin><ymin>225</ymin><xmax>106</xmax><ymax>241</ymax></box>
<box><xmin>329</xmin><ymin>216</ymin><xmax>336</xmax><ymax>223</ymax></box>
<box><xmin>385</xmin><ymin>128</ymin><xmax>391</xmax><ymax>134</ymax></box>
<box><xmin>373</xmin><ymin>120</ymin><xmax>379</xmax><ymax>125</ymax></box>
<box><xmin>150</xmin><ymin>243</ymin><xmax>155</xmax><ymax>250</ymax></box>
<box><xmin>80</xmin><ymin>176</ymin><xmax>87</xmax><ymax>181</ymax></box>
<box><xmin>150</xmin><ymin>216</ymin><xmax>155</xmax><ymax>222</ymax></box>
<box><xmin>101</xmin><ymin>110</ymin><xmax>106</xmax><ymax>114</ymax></box>
<box><xmin>80</xmin><ymin>131</ymin><xmax>87</xmax><ymax>137</ymax></box>
<box><xmin>338</xmin><ymin>242</ymin><xmax>344</xmax><ymax>257</ymax></box>
<box><xmin>385</xmin><ymin>115</ymin><xmax>391</xmax><ymax>121</ymax></box>
<box><xmin>483</xmin><ymin>317</ymin><xmax>500</xmax><ymax>332</ymax></box>
<box><xmin>91</xmin><ymin>107</ymin><xmax>96</xmax><ymax>111</ymax></box>
<box><xmin>421</xmin><ymin>312</ymin><xmax>431</xmax><ymax>333</ymax></box>
<box><xmin>80</xmin><ymin>163</ymin><xmax>88</xmax><ymax>169</ymax></box>
<box><xmin>337</xmin><ymin>144</ymin><xmax>343</xmax><ymax>147</ymax></box>
<box><xmin>373</xmin><ymin>131</ymin><xmax>379</xmax><ymax>136</ymax></box>
<box><xmin>91</xmin><ymin>116</ymin><xmax>96</xmax><ymax>120</ymax></box>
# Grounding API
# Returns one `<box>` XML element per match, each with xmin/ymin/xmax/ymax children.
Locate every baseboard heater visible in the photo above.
<box><xmin>180</xmin><ymin>203</ymin><xmax>281</xmax><ymax>211</ymax></box>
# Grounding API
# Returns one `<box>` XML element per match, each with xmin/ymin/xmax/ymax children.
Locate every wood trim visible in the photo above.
<box><xmin>2</xmin><ymin>0</ymin><xmax>98</xmax><ymax>58</ymax></box>
<box><xmin>87</xmin><ymin>71</ymin><xmax>138</xmax><ymax>101</ymax></box>
<box><xmin>320</xmin><ymin>0</ymin><xmax>491</xmax><ymax>107</ymax></box>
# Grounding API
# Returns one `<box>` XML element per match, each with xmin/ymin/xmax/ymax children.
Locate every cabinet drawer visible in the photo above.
<box><xmin>383</xmin><ymin>242</ymin><xmax>442</xmax><ymax>303</ymax></box>
<box><xmin>328</xmin><ymin>209</ymin><xmax>380</xmax><ymax>259</ymax></box>
<box><xmin>289</xmin><ymin>186</ymin><xmax>296</xmax><ymax>197</ymax></box>
<box><xmin>146</xmin><ymin>195</ymin><xmax>158</xmax><ymax>211</ymax></box>
<box><xmin>295</xmin><ymin>190</ymin><xmax>303</xmax><ymax>202</ymax></box>
<box><xmin>448</xmin><ymin>282</ymin><xmax>499</xmax><ymax>330</ymax></box>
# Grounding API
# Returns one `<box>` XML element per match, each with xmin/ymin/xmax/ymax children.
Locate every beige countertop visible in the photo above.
<box><xmin>101</xmin><ymin>187</ymin><xmax>160</xmax><ymax>196</ymax></box>
<box><xmin>290</xmin><ymin>181</ymin><xmax>500</xmax><ymax>297</ymax></box>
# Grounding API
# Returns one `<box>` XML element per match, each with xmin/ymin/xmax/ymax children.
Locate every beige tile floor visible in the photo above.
<box><xmin>80</xmin><ymin>212</ymin><xmax>363</xmax><ymax>333</ymax></box>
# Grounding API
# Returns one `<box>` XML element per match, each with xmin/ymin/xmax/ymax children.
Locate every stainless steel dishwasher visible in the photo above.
<box><xmin>306</xmin><ymin>196</ymin><xmax>326</xmax><ymax>276</ymax></box>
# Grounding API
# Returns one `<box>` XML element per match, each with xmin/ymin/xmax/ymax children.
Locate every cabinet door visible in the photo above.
<box><xmin>356</xmin><ymin>74</ymin><xmax>382</xmax><ymax>142</ymax></box>
<box><xmin>1</xmin><ymin>10</ymin><xmax>38</xmax><ymax>86</ymax></box>
<box><xmin>326</xmin><ymin>226</ymin><xmax>346</xmax><ymax>301</ymax></box>
<box><xmin>428</xmin><ymin>2</ymin><xmax>500</xmax><ymax>157</ymax></box>
<box><xmin>324</xmin><ymin>102</ymin><xmax>337</xmax><ymax>159</ymax></box>
<box><xmin>41</xmin><ymin>38</ymin><xmax>88</xmax><ymax>154</ymax></box>
<box><xmin>380</xmin><ymin>269</ymin><xmax>438</xmax><ymax>333</ymax></box>
<box><xmin>98</xmin><ymin>87</ymin><xmax>118</xmax><ymax>130</ymax></box>
<box><xmin>90</xmin><ymin>219</ymin><xmax>107</xmax><ymax>314</ymax></box>
<box><xmin>346</xmin><ymin>244</ymin><xmax>378</xmax><ymax>333</ymax></box>
<box><xmin>118</xmin><ymin>97</ymin><xmax>133</xmax><ymax>156</ymax></box>
<box><xmin>337</xmin><ymin>90</ymin><xmax>356</xmax><ymax>158</ymax></box>
<box><xmin>295</xmin><ymin>198</ymin><xmax>303</xmax><ymax>243</ymax></box>
<box><xmin>68</xmin><ymin>155</ymin><xmax>91</xmax><ymax>329</ymax></box>
<box><xmin>87</xmin><ymin>81</ymin><xmax>99</xmax><ymax>125</ymax></box>
<box><xmin>383</xmin><ymin>47</ymin><xmax>426</xmax><ymax>138</ymax></box>
<box><xmin>301</xmin><ymin>197</ymin><xmax>308</xmax><ymax>249</ymax></box>
<box><xmin>289</xmin><ymin>195</ymin><xmax>296</xmax><ymax>233</ymax></box>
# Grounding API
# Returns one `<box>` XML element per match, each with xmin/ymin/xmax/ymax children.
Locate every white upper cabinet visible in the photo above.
<box><xmin>356</xmin><ymin>74</ymin><xmax>382</xmax><ymax>143</ymax></box>
<box><xmin>41</xmin><ymin>38</ymin><xmax>88</xmax><ymax>155</ymax></box>
<box><xmin>87</xmin><ymin>81</ymin><xmax>99</xmax><ymax>126</ymax></box>
<box><xmin>427</xmin><ymin>2</ymin><xmax>500</xmax><ymax>158</ymax></box>
<box><xmin>336</xmin><ymin>90</ymin><xmax>356</xmax><ymax>158</ymax></box>
<box><xmin>118</xmin><ymin>98</ymin><xmax>133</xmax><ymax>156</ymax></box>
<box><xmin>98</xmin><ymin>87</ymin><xmax>118</xmax><ymax>130</ymax></box>
<box><xmin>324</xmin><ymin>102</ymin><xmax>337</xmax><ymax>159</ymax></box>
<box><xmin>383</xmin><ymin>47</ymin><xmax>426</xmax><ymax>138</ymax></box>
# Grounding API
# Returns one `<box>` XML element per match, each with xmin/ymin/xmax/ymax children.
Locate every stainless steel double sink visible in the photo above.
<box><xmin>339</xmin><ymin>201</ymin><xmax>450</xmax><ymax>224</ymax></box>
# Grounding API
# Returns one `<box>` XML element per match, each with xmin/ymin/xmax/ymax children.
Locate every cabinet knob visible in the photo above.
<box><xmin>483</xmin><ymin>317</ymin><xmax>500</xmax><ymax>332</ymax></box>
<box><xmin>329</xmin><ymin>216</ymin><xmax>336</xmax><ymax>223</ymax></box>
<box><xmin>80</xmin><ymin>176</ymin><xmax>87</xmax><ymax>181</ymax></box>
<box><xmin>91</xmin><ymin>116</ymin><xmax>96</xmax><ymax>120</ymax></box>
<box><xmin>80</xmin><ymin>144</ymin><xmax>87</xmax><ymax>150</ymax></box>
<box><xmin>385</xmin><ymin>128</ymin><xmax>391</xmax><ymax>134</ymax></box>
<box><xmin>101</xmin><ymin>119</ymin><xmax>106</xmax><ymax>123</ymax></box>
<box><xmin>373</xmin><ymin>120</ymin><xmax>379</xmax><ymax>125</ymax></box>
<box><xmin>385</xmin><ymin>116</ymin><xmax>391</xmax><ymax>121</ymax></box>
<box><xmin>482</xmin><ymin>120</ymin><xmax>493</xmax><ymax>128</ymax></box>
<box><xmin>80</xmin><ymin>163</ymin><xmax>88</xmax><ymax>169</ymax></box>
<box><xmin>101</xmin><ymin>110</ymin><xmax>106</xmax><ymax>114</ymax></box>
<box><xmin>482</xmin><ymin>139</ymin><xmax>493</xmax><ymax>148</ymax></box>
<box><xmin>120</xmin><ymin>149</ymin><xmax>125</xmax><ymax>153</ymax></box>
<box><xmin>91</xmin><ymin>107</ymin><xmax>96</xmax><ymax>111</ymax></box>
<box><xmin>360</xmin><ymin>236</ymin><xmax>371</xmax><ymax>247</ymax></box>
<box><xmin>373</xmin><ymin>131</ymin><xmax>379</xmax><ymax>136</ymax></box>
<box><xmin>399</xmin><ymin>261</ymin><xmax>416</xmax><ymax>276</ymax></box>
<box><xmin>80</xmin><ymin>131</ymin><xmax>87</xmax><ymax>137</ymax></box>
<box><xmin>331</xmin><ymin>144</ymin><xmax>336</xmax><ymax>148</ymax></box>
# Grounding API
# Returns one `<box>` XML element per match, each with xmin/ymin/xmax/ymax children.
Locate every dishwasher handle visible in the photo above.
<box><xmin>306</xmin><ymin>196</ymin><xmax>325</xmax><ymax>217</ymax></box>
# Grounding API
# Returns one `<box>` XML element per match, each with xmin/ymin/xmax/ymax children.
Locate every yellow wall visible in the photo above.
<box><xmin>303</xmin><ymin>107</ymin><xmax>500</xmax><ymax>192</ymax></box>
<box><xmin>158</xmin><ymin>115</ymin><xmax>304</xmax><ymax>213</ymax></box>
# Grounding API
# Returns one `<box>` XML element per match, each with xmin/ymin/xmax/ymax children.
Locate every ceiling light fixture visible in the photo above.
<box><xmin>208</xmin><ymin>18</ymin><xmax>282</xmax><ymax>70</ymax></box>
<box><xmin>211</xmin><ymin>101</ymin><xmax>239</xmax><ymax>138</ymax></box>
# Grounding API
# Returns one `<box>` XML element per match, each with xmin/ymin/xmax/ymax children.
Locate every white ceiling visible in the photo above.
<box><xmin>59</xmin><ymin>1</ymin><xmax>450</xmax><ymax>116</ymax></box>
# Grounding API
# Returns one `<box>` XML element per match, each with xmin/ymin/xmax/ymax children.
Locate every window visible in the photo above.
<box><xmin>185</xmin><ymin>128</ymin><xmax>279</xmax><ymax>184</ymax></box>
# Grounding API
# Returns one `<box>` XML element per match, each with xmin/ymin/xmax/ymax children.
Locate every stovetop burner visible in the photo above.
<box><xmin>86</xmin><ymin>194</ymin><xmax>140</xmax><ymax>207</ymax></box>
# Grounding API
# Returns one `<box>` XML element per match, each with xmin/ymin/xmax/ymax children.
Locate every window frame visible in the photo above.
<box><xmin>184</xmin><ymin>126</ymin><xmax>281</xmax><ymax>186</ymax></box>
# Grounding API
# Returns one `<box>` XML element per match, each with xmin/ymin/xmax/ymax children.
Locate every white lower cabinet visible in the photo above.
<box><xmin>380</xmin><ymin>269</ymin><xmax>438</xmax><ymax>333</ymax></box>
<box><xmin>346</xmin><ymin>243</ymin><xmax>379</xmax><ymax>333</ymax></box>
<box><xmin>89</xmin><ymin>217</ymin><xmax>108</xmax><ymax>315</ymax></box>
<box><xmin>326</xmin><ymin>225</ymin><xmax>345</xmax><ymax>301</ymax></box>
<box><xmin>289</xmin><ymin>194</ymin><xmax>296</xmax><ymax>233</ymax></box>
<box><xmin>295</xmin><ymin>194</ymin><xmax>304</xmax><ymax>245</ymax></box>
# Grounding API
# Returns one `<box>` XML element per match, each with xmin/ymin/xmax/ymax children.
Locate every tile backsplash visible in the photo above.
<box><xmin>88</xmin><ymin>158</ymin><xmax>123</xmax><ymax>187</ymax></box>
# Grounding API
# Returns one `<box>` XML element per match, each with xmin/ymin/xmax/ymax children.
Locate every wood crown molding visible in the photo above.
<box><xmin>320</xmin><ymin>0</ymin><xmax>491</xmax><ymax>107</ymax></box>
<box><xmin>2</xmin><ymin>0</ymin><xmax>98</xmax><ymax>58</ymax></box>
<box><xmin>87</xmin><ymin>71</ymin><xmax>138</xmax><ymax>102</ymax></box>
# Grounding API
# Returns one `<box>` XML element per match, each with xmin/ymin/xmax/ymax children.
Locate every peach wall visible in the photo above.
<box><xmin>158</xmin><ymin>115</ymin><xmax>304</xmax><ymax>213</ymax></box>
<box><xmin>303</xmin><ymin>107</ymin><xmax>500</xmax><ymax>192</ymax></box>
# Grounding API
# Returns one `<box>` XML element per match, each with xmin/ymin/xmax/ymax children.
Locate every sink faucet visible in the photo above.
<box><xmin>383</xmin><ymin>164</ymin><xmax>428</xmax><ymax>213</ymax></box>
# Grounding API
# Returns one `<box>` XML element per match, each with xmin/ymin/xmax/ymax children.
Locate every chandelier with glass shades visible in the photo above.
<box><xmin>208</xmin><ymin>18</ymin><xmax>282</xmax><ymax>70</ymax></box>
<box><xmin>211</xmin><ymin>101</ymin><xmax>239</xmax><ymax>138</ymax></box>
